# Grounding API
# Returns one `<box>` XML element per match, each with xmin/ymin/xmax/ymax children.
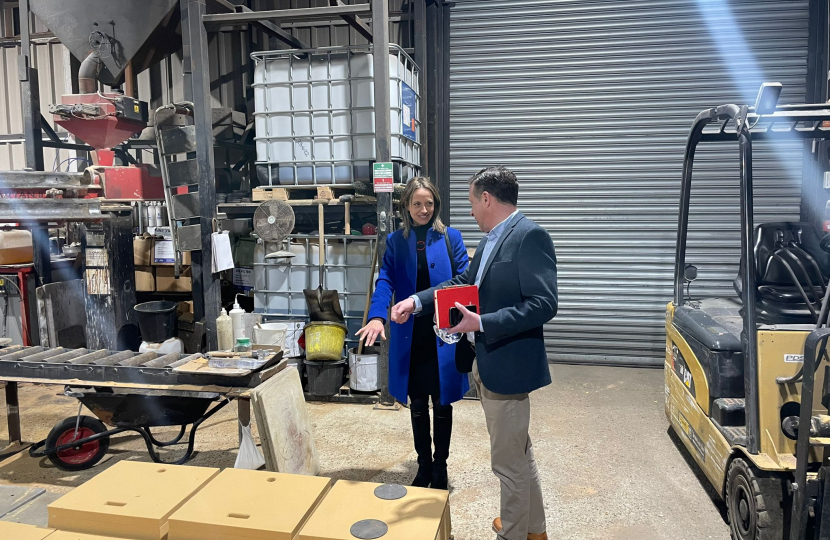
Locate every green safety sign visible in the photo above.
<box><xmin>373</xmin><ymin>162</ymin><xmax>394</xmax><ymax>193</ymax></box>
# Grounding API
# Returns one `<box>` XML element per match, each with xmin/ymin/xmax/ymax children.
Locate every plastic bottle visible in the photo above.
<box><xmin>141</xmin><ymin>203</ymin><xmax>150</xmax><ymax>233</ymax></box>
<box><xmin>217</xmin><ymin>308</ymin><xmax>233</xmax><ymax>351</ymax></box>
<box><xmin>154</xmin><ymin>201</ymin><xmax>164</xmax><ymax>228</ymax></box>
<box><xmin>230</xmin><ymin>297</ymin><xmax>246</xmax><ymax>343</ymax></box>
<box><xmin>147</xmin><ymin>202</ymin><xmax>157</xmax><ymax>228</ymax></box>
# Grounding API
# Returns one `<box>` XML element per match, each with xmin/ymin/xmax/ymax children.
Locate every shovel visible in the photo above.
<box><xmin>304</xmin><ymin>202</ymin><xmax>345</xmax><ymax>323</ymax></box>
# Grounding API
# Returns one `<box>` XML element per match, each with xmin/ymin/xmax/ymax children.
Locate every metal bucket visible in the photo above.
<box><xmin>348</xmin><ymin>347</ymin><xmax>379</xmax><ymax>392</ymax></box>
<box><xmin>304</xmin><ymin>321</ymin><xmax>347</xmax><ymax>361</ymax></box>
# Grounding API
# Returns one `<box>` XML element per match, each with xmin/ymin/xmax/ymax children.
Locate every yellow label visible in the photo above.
<box><xmin>134</xmin><ymin>104</ymin><xmax>140</xmax><ymax>113</ymax></box>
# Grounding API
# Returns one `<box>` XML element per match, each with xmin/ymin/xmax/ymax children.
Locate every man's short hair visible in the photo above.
<box><xmin>469</xmin><ymin>165</ymin><xmax>519</xmax><ymax>206</ymax></box>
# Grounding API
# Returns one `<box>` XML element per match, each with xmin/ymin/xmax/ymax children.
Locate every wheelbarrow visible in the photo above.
<box><xmin>29</xmin><ymin>387</ymin><xmax>231</xmax><ymax>471</ymax></box>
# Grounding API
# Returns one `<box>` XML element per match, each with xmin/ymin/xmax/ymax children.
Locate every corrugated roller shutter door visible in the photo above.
<box><xmin>449</xmin><ymin>0</ymin><xmax>809</xmax><ymax>365</ymax></box>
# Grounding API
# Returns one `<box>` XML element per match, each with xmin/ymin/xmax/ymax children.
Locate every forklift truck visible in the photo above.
<box><xmin>666</xmin><ymin>89</ymin><xmax>830</xmax><ymax>540</ymax></box>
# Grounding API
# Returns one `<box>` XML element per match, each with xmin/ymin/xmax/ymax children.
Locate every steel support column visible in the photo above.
<box><xmin>413</xmin><ymin>0</ymin><xmax>429</xmax><ymax>177</ymax></box>
<box><xmin>373</xmin><ymin>0</ymin><xmax>395</xmax><ymax>407</ymax></box>
<box><xmin>801</xmin><ymin>0</ymin><xmax>830</xmax><ymax>231</ymax></box>
<box><xmin>187</xmin><ymin>0</ymin><xmax>220</xmax><ymax>351</ymax></box>
<box><xmin>18</xmin><ymin>0</ymin><xmax>43</xmax><ymax>172</ymax></box>
<box><xmin>426</xmin><ymin>1</ymin><xmax>450</xmax><ymax>224</ymax></box>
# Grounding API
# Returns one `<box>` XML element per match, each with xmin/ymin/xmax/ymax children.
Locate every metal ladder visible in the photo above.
<box><xmin>154</xmin><ymin>102</ymin><xmax>202</xmax><ymax>277</ymax></box>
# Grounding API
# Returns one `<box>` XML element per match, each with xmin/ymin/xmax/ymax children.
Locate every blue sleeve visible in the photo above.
<box><xmin>450</xmin><ymin>228</ymin><xmax>469</xmax><ymax>276</ymax></box>
<box><xmin>367</xmin><ymin>233</ymin><xmax>397</xmax><ymax>323</ymax></box>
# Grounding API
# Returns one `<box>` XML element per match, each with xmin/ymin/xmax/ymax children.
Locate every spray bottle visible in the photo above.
<box><xmin>229</xmin><ymin>295</ymin><xmax>246</xmax><ymax>343</ymax></box>
<box><xmin>216</xmin><ymin>308</ymin><xmax>233</xmax><ymax>351</ymax></box>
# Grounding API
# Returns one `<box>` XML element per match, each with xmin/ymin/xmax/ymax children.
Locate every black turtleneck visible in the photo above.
<box><xmin>409</xmin><ymin>223</ymin><xmax>439</xmax><ymax>397</ymax></box>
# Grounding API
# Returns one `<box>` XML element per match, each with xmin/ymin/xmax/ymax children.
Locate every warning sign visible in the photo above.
<box><xmin>373</xmin><ymin>162</ymin><xmax>394</xmax><ymax>193</ymax></box>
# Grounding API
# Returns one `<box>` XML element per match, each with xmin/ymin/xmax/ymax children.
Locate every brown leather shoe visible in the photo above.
<box><xmin>491</xmin><ymin>518</ymin><xmax>548</xmax><ymax>540</ymax></box>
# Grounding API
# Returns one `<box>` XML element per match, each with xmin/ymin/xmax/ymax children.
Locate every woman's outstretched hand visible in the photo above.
<box><xmin>356</xmin><ymin>318</ymin><xmax>386</xmax><ymax>346</ymax></box>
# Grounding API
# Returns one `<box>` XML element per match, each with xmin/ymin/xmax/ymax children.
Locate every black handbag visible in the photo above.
<box><xmin>445</xmin><ymin>233</ymin><xmax>476</xmax><ymax>374</ymax></box>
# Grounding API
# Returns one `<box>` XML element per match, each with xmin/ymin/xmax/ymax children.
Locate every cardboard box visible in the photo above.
<box><xmin>153</xmin><ymin>239</ymin><xmax>191</xmax><ymax>266</ymax></box>
<box><xmin>177</xmin><ymin>301</ymin><xmax>194</xmax><ymax>315</ymax></box>
<box><xmin>135</xmin><ymin>266</ymin><xmax>155</xmax><ymax>292</ymax></box>
<box><xmin>156</xmin><ymin>266</ymin><xmax>192</xmax><ymax>293</ymax></box>
<box><xmin>0</xmin><ymin>521</ymin><xmax>53</xmax><ymax>540</ymax></box>
<box><xmin>298</xmin><ymin>481</ymin><xmax>451</xmax><ymax>540</ymax></box>
<box><xmin>134</xmin><ymin>237</ymin><xmax>153</xmax><ymax>266</ymax></box>
<box><xmin>47</xmin><ymin>461</ymin><xmax>220</xmax><ymax>540</ymax></box>
<box><xmin>168</xmin><ymin>469</ymin><xmax>333</xmax><ymax>540</ymax></box>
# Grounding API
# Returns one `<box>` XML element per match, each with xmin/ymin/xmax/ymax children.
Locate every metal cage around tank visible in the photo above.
<box><xmin>251</xmin><ymin>45</ymin><xmax>421</xmax><ymax>187</ymax></box>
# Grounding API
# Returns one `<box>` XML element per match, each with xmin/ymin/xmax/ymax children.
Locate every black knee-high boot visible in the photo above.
<box><xmin>431</xmin><ymin>403</ymin><xmax>452</xmax><ymax>490</ymax></box>
<box><xmin>410</xmin><ymin>398</ymin><xmax>433</xmax><ymax>487</ymax></box>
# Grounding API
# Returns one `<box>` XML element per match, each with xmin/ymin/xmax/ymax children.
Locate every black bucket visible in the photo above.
<box><xmin>304</xmin><ymin>359</ymin><xmax>346</xmax><ymax>397</ymax></box>
<box><xmin>134</xmin><ymin>301</ymin><xmax>178</xmax><ymax>343</ymax></box>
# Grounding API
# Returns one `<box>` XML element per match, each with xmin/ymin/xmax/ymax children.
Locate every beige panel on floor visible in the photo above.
<box><xmin>0</xmin><ymin>521</ymin><xmax>53</xmax><ymax>540</ymax></box>
<box><xmin>47</xmin><ymin>461</ymin><xmax>220</xmax><ymax>540</ymax></box>
<box><xmin>251</xmin><ymin>366</ymin><xmax>320</xmax><ymax>475</ymax></box>
<box><xmin>168</xmin><ymin>469</ymin><xmax>333</xmax><ymax>540</ymax></box>
<box><xmin>298</xmin><ymin>481</ymin><xmax>451</xmax><ymax>540</ymax></box>
<box><xmin>44</xmin><ymin>532</ymin><xmax>135</xmax><ymax>540</ymax></box>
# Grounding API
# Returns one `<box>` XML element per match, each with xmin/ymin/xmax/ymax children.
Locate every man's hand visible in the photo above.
<box><xmin>391</xmin><ymin>297</ymin><xmax>416</xmax><ymax>324</ymax></box>
<box><xmin>447</xmin><ymin>302</ymin><xmax>481</xmax><ymax>334</ymax></box>
<box><xmin>355</xmin><ymin>319</ymin><xmax>386</xmax><ymax>346</ymax></box>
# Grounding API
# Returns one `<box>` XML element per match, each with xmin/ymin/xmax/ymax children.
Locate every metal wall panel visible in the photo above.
<box><xmin>449</xmin><ymin>0</ymin><xmax>809</xmax><ymax>365</ymax></box>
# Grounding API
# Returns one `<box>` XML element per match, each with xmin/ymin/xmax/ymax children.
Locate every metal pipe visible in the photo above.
<box><xmin>78</xmin><ymin>51</ymin><xmax>103</xmax><ymax>94</ymax></box>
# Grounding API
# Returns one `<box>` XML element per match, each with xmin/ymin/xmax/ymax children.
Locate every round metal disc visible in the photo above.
<box><xmin>374</xmin><ymin>483</ymin><xmax>407</xmax><ymax>500</ymax></box>
<box><xmin>350</xmin><ymin>519</ymin><xmax>388</xmax><ymax>539</ymax></box>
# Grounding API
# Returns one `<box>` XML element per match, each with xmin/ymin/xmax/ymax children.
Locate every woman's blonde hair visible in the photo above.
<box><xmin>399</xmin><ymin>177</ymin><xmax>446</xmax><ymax>238</ymax></box>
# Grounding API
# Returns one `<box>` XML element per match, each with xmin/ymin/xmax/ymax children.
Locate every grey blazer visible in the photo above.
<box><xmin>416</xmin><ymin>212</ymin><xmax>558</xmax><ymax>395</ymax></box>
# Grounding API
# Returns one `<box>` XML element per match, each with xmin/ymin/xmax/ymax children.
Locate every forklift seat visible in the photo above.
<box><xmin>734</xmin><ymin>222</ymin><xmax>830</xmax><ymax>325</ymax></box>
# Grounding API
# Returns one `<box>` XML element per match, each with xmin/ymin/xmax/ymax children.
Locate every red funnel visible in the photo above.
<box><xmin>53</xmin><ymin>94</ymin><xmax>145</xmax><ymax>150</ymax></box>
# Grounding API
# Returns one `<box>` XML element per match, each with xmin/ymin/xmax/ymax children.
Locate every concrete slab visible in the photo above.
<box><xmin>1</xmin><ymin>490</ymin><xmax>61</xmax><ymax>527</ymax></box>
<box><xmin>0</xmin><ymin>485</ymin><xmax>44</xmax><ymax>519</ymax></box>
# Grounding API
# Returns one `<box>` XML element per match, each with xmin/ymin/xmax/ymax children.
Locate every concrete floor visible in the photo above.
<box><xmin>0</xmin><ymin>365</ymin><xmax>729</xmax><ymax>540</ymax></box>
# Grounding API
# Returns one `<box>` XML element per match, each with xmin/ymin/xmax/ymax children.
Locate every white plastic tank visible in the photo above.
<box><xmin>253</xmin><ymin>46</ymin><xmax>420</xmax><ymax>186</ymax></box>
<box><xmin>253</xmin><ymin>237</ymin><xmax>375</xmax><ymax>340</ymax></box>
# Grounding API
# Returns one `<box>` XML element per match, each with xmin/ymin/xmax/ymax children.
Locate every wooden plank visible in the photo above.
<box><xmin>251</xmin><ymin>366</ymin><xmax>319</xmax><ymax>475</ymax></box>
<box><xmin>252</xmin><ymin>185</ymin><xmax>359</xmax><ymax>203</ymax></box>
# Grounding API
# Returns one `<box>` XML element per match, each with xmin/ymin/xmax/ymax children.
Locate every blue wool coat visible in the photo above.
<box><xmin>367</xmin><ymin>225</ymin><xmax>470</xmax><ymax>405</ymax></box>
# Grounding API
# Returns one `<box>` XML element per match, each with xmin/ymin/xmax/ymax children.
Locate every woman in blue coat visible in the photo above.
<box><xmin>356</xmin><ymin>177</ymin><xmax>469</xmax><ymax>490</ymax></box>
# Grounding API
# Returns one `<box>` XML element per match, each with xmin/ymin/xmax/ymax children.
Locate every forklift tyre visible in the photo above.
<box><xmin>726</xmin><ymin>458</ymin><xmax>789</xmax><ymax>540</ymax></box>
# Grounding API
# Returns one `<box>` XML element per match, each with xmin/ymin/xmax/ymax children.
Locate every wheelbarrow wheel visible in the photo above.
<box><xmin>45</xmin><ymin>416</ymin><xmax>110</xmax><ymax>471</ymax></box>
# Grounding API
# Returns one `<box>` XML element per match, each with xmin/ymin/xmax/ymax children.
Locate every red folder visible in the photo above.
<box><xmin>434</xmin><ymin>285</ymin><xmax>480</xmax><ymax>329</ymax></box>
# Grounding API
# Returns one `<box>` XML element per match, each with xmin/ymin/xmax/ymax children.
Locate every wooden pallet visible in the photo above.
<box><xmin>253</xmin><ymin>185</ymin><xmax>366</xmax><ymax>202</ymax></box>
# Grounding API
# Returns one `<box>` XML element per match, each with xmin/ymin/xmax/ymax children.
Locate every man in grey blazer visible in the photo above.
<box><xmin>391</xmin><ymin>166</ymin><xmax>557</xmax><ymax>540</ymax></box>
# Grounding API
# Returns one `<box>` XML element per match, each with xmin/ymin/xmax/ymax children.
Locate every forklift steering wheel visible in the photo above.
<box><xmin>821</xmin><ymin>234</ymin><xmax>830</xmax><ymax>254</ymax></box>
